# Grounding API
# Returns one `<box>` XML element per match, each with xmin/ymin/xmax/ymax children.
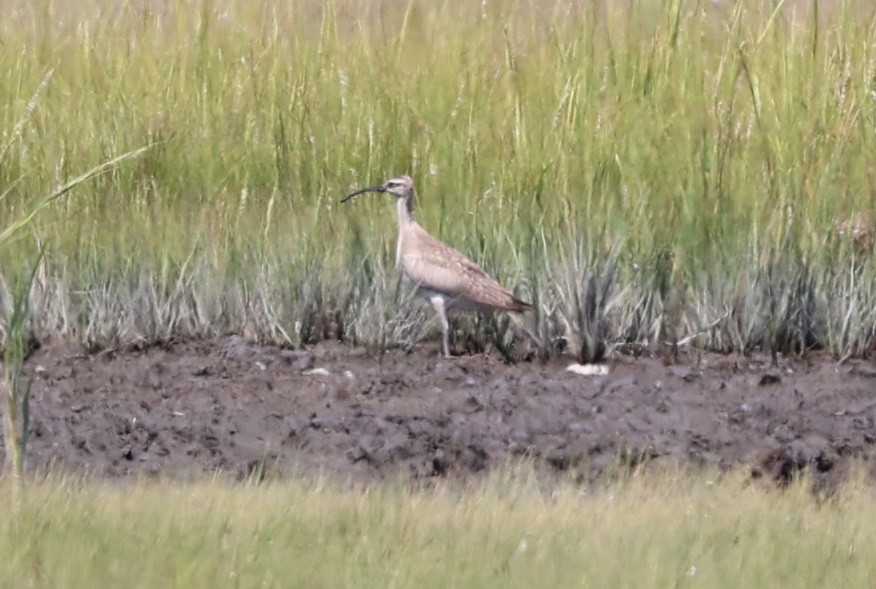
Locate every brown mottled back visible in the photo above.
<box><xmin>399</xmin><ymin>223</ymin><xmax>531</xmax><ymax>313</ymax></box>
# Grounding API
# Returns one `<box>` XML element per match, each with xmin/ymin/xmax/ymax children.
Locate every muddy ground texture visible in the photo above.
<box><xmin>4</xmin><ymin>337</ymin><xmax>876</xmax><ymax>489</ymax></box>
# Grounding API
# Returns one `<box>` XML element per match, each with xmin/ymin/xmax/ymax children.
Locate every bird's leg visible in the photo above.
<box><xmin>429</xmin><ymin>295</ymin><xmax>451</xmax><ymax>358</ymax></box>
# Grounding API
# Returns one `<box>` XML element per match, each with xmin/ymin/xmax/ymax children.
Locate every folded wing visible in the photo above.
<box><xmin>400</xmin><ymin>227</ymin><xmax>531</xmax><ymax>313</ymax></box>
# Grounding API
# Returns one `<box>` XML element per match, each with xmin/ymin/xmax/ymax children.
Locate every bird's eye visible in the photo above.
<box><xmin>386</xmin><ymin>182</ymin><xmax>397</xmax><ymax>188</ymax></box>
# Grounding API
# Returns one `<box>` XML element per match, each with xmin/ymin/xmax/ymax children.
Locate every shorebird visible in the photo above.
<box><xmin>342</xmin><ymin>175</ymin><xmax>538</xmax><ymax>358</ymax></box>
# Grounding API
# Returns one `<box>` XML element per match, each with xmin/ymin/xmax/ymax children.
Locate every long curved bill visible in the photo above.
<box><xmin>341</xmin><ymin>185</ymin><xmax>385</xmax><ymax>203</ymax></box>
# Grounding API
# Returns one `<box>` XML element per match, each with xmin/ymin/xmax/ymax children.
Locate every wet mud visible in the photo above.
<box><xmin>6</xmin><ymin>337</ymin><xmax>876</xmax><ymax>489</ymax></box>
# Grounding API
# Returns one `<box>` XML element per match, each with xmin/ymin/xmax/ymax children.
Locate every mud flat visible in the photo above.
<box><xmin>8</xmin><ymin>337</ymin><xmax>875</xmax><ymax>489</ymax></box>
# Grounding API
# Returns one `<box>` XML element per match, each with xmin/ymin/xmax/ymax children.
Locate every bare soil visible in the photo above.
<box><xmin>5</xmin><ymin>337</ymin><xmax>876</xmax><ymax>489</ymax></box>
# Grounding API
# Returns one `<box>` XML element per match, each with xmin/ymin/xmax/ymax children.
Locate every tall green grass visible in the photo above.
<box><xmin>1</xmin><ymin>0</ymin><xmax>874</xmax><ymax>358</ymax></box>
<box><xmin>1</xmin><ymin>470</ymin><xmax>875</xmax><ymax>587</ymax></box>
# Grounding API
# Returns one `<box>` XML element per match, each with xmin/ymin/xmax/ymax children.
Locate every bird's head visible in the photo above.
<box><xmin>341</xmin><ymin>175</ymin><xmax>415</xmax><ymax>203</ymax></box>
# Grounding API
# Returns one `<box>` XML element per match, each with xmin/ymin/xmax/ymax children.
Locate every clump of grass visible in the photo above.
<box><xmin>1</xmin><ymin>260</ymin><xmax>39</xmax><ymax>481</ymax></box>
<box><xmin>342</xmin><ymin>250</ymin><xmax>432</xmax><ymax>353</ymax></box>
<box><xmin>0</xmin><ymin>0</ymin><xmax>874</xmax><ymax>359</ymax></box>
<box><xmin>554</xmin><ymin>239</ymin><xmax>619</xmax><ymax>362</ymax></box>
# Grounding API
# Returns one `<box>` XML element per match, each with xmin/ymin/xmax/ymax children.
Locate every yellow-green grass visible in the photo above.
<box><xmin>0</xmin><ymin>0</ymin><xmax>874</xmax><ymax>358</ymax></box>
<box><xmin>1</xmin><ymin>469</ymin><xmax>874</xmax><ymax>588</ymax></box>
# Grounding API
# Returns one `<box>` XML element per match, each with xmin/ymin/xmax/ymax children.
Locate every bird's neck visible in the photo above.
<box><xmin>395</xmin><ymin>194</ymin><xmax>416</xmax><ymax>229</ymax></box>
<box><xmin>394</xmin><ymin>194</ymin><xmax>417</xmax><ymax>271</ymax></box>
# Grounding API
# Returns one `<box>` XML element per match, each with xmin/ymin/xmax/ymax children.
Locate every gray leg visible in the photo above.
<box><xmin>430</xmin><ymin>295</ymin><xmax>451</xmax><ymax>358</ymax></box>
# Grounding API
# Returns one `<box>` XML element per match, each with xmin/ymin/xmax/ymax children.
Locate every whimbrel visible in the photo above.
<box><xmin>342</xmin><ymin>175</ymin><xmax>538</xmax><ymax>358</ymax></box>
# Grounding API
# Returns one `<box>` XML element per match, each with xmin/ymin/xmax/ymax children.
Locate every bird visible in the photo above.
<box><xmin>342</xmin><ymin>174</ymin><xmax>539</xmax><ymax>358</ymax></box>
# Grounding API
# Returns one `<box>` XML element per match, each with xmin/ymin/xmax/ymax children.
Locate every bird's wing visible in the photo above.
<box><xmin>400</xmin><ymin>227</ymin><xmax>529</xmax><ymax>312</ymax></box>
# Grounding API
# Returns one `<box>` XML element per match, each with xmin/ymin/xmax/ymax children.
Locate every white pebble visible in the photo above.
<box><xmin>565</xmin><ymin>363</ymin><xmax>609</xmax><ymax>376</ymax></box>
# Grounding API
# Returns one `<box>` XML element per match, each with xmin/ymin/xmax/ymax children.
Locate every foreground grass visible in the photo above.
<box><xmin>0</xmin><ymin>0</ymin><xmax>874</xmax><ymax>359</ymax></box>
<box><xmin>1</xmin><ymin>470</ymin><xmax>874</xmax><ymax>588</ymax></box>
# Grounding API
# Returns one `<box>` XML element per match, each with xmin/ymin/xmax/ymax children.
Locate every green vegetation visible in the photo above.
<box><xmin>0</xmin><ymin>0</ymin><xmax>874</xmax><ymax>358</ymax></box>
<box><xmin>0</xmin><ymin>470</ymin><xmax>873</xmax><ymax>587</ymax></box>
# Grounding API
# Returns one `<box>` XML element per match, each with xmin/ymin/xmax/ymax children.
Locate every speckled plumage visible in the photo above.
<box><xmin>397</xmin><ymin>218</ymin><xmax>531</xmax><ymax>313</ymax></box>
